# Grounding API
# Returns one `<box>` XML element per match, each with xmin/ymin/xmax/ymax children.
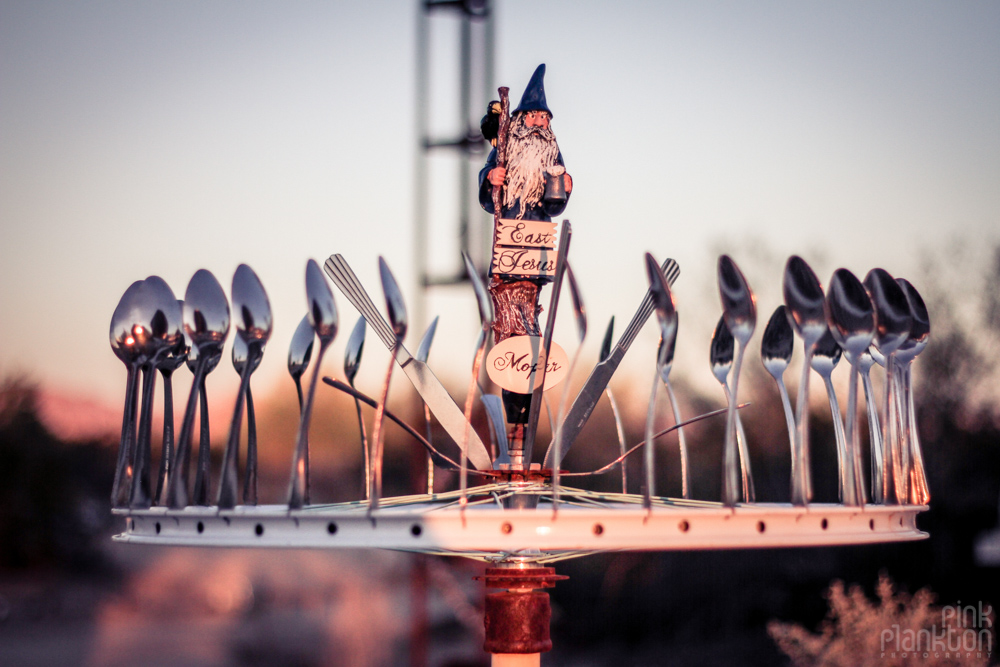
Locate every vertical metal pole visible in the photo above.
<box><xmin>413</xmin><ymin>4</ymin><xmax>430</xmax><ymax>332</ymax></box>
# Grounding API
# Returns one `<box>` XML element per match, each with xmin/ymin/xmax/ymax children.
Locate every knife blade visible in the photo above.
<box><xmin>324</xmin><ymin>254</ymin><xmax>493</xmax><ymax>471</ymax></box>
<box><xmin>552</xmin><ymin>258</ymin><xmax>680</xmax><ymax>465</ymax></box>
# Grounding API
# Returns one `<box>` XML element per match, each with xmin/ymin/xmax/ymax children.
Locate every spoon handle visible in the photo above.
<box><xmin>824</xmin><ymin>375</ymin><xmax>858</xmax><ymax>506</ymax></box>
<box><xmin>793</xmin><ymin>346</ymin><xmax>814</xmax><ymax>505</ymax></box>
<box><xmin>129</xmin><ymin>365</ymin><xmax>157</xmax><ymax>509</ymax></box>
<box><xmin>664</xmin><ymin>380</ymin><xmax>689</xmax><ymax>500</ymax></box>
<box><xmin>904</xmin><ymin>364</ymin><xmax>930</xmax><ymax>504</ymax></box>
<box><xmin>242</xmin><ymin>383</ymin><xmax>257</xmax><ymax>506</ymax></box>
<box><xmin>154</xmin><ymin>371</ymin><xmax>174</xmax><ymax>505</ymax></box>
<box><xmin>604</xmin><ymin>387</ymin><xmax>628</xmax><ymax>493</ymax></box>
<box><xmin>354</xmin><ymin>394</ymin><xmax>370</xmax><ymax>499</ymax></box>
<box><xmin>192</xmin><ymin>376</ymin><xmax>212</xmax><ymax>505</ymax></box>
<box><xmin>288</xmin><ymin>343</ymin><xmax>328</xmax><ymax>509</ymax></box>
<box><xmin>112</xmin><ymin>365</ymin><xmax>140</xmax><ymax>508</ymax></box>
<box><xmin>773</xmin><ymin>376</ymin><xmax>800</xmax><ymax>504</ymax></box>
<box><xmin>642</xmin><ymin>372</ymin><xmax>661</xmax><ymax>510</ymax></box>
<box><xmin>860</xmin><ymin>369</ymin><xmax>884</xmax><ymax>503</ymax></box>
<box><xmin>166</xmin><ymin>355</ymin><xmax>208</xmax><ymax>509</ymax></box>
<box><xmin>845</xmin><ymin>365</ymin><xmax>866</xmax><ymax>507</ymax></box>
<box><xmin>218</xmin><ymin>351</ymin><xmax>254</xmax><ymax>509</ymax></box>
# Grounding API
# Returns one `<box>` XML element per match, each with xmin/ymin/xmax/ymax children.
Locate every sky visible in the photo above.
<box><xmin>1</xmin><ymin>0</ymin><xmax>998</xmax><ymax>420</ymax></box>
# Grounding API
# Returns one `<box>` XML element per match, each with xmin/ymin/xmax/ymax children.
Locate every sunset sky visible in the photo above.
<box><xmin>2</xmin><ymin>1</ymin><xmax>998</xmax><ymax>422</ymax></box>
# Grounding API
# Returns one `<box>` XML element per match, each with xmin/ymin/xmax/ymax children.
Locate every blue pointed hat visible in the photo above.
<box><xmin>512</xmin><ymin>64</ymin><xmax>552</xmax><ymax>117</ymax></box>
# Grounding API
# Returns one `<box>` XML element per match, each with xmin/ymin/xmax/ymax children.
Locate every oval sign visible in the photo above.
<box><xmin>486</xmin><ymin>336</ymin><xmax>569</xmax><ymax>393</ymax></box>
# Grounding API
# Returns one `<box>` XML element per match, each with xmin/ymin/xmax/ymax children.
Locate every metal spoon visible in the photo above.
<box><xmin>657</xmin><ymin>314</ymin><xmax>689</xmax><ymax>499</ymax></box>
<box><xmin>718</xmin><ymin>255</ymin><xmax>756</xmax><ymax>507</ymax></box>
<box><xmin>857</xmin><ymin>347</ymin><xmax>884</xmax><ymax>502</ymax></box>
<box><xmin>287</xmin><ymin>259</ymin><xmax>338</xmax><ymax>509</ymax></box>
<box><xmin>166</xmin><ymin>269</ymin><xmax>230</xmax><ymax>509</ymax></box>
<box><xmin>129</xmin><ymin>277</ymin><xmax>183</xmax><ymax>509</ymax></box>
<box><xmin>344</xmin><ymin>316</ymin><xmax>368</xmax><ymax>498</ymax></box>
<box><xmin>810</xmin><ymin>330</ymin><xmax>855</xmax><ymax>505</ymax></box>
<box><xmin>109</xmin><ymin>280</ymin><xmax>143</xmax><ymax>508</ymax></box>
<box><xmin>827</xmin><ymin>268</ymin><xmax>876</xmax><ymax>507</ymax></box>
<box><xmin>864</xmin><ymin>268</ymin><xmax>912</xmax><ymax>504</ymax></box>
<box><xmin>232</xmin><ymin>336</ymin><xmax>263</xmax><ymax>505</ymax></box>
<box><xmin>760</xmin><ymin>305</ymin><xmax>800</xmax><ymax>504</ymax></box>
<box><xmin>288</xmin><ymin>314</ymin><xmax>315</xmax><ymax>413</ymax></box>
<box><xmin>415</xmin><ymin>316</ymin><xmax>438</xmax><ymax>493</ymax></box>
<box><xmin>459</xmin><ymin>252</ymin><xmax>493</xmax><ymax>515</ymax></box>
<box><xmin>368</xmin><ymin>257</ymin><xmax>406</xmax><ymax>514</ymax></box>
<box><xmin>709</xmin><ymin>315</ymin><xmax>754</xmax><ymax>504</ymax></box>
<box><xmin>154</xmin><ymin>304</ymin><xmax>189</xmax><ymax>505</ymax></box>
<box><xmin>218</xmin><ymin>265</ymin><xmax>272</xmax><ymax>509</ymax></box>
<box><xmin>895</xmin><ymin>278</ymin><xmax>931</xmax><ymax>505</ymax></box>
<box><xmin>643</xmin><ymin>253</ymin><xmax>677</xmax><ymax>511</ymax></box>
<box><xmin>783</xmin><ymin>255</ymin><xmax>827</xmax><ymax>503</ymax></box>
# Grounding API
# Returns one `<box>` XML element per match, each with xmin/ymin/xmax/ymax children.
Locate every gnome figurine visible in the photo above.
<box><xmin>478</xmin><ymin>64</ymin><xmax>573</xmax><ymax>456</ymax></box>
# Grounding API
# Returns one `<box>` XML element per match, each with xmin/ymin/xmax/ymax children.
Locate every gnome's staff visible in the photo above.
<box><xmin>489</xmin><ymin>87</ymin><xmax>511</xmax><ymax>231</ymax></box>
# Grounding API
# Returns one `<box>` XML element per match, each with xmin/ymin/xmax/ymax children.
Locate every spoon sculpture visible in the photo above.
<box><xmin>232</xmin><ymin>336</ymin><xmax>263</xmax><ymax>505</ymax></box>
<box><xmin>166</xmin><ymin>270</ymin><xmax>229</xmax><ymax>509</ymax></box>
<box><xmin>760</xmin><ymin>306</ymin><xmax>800</xmax><ymax>504</ymax></box>
<box><xmin>551</xmin><ymin>262</ymin><xmax>586</xmax><ymax>516</ymax></box>
<box><xmin>415</xmin><ymin>316</ymin><xmax>438</xmax><ymax>493</ymax></box>
<box><xmin>657</xmin><ymin>315</ymin><xmax>689</xmax><ymax>499</ymax></box>
<box><xmin>827</xmin><ymin>268</ymin><xmax>876</xmax><ymax>507</ymax></box>
<box><xmin>864</xmin><ymin>268</ymin><xmax>912</xmax><ymax>504</ymax></box>
<box><xmin>288</xmin><ymin>314</ymin><xmax>315</xmax><ymax>413</ymax></box>
<box><xmin>368</xmin><ymin>257</ymin><xmax>407</xmax><ymax>514</ymax></box>
<box><xmin>109</xmin><ymin>280</ymin><xmax>144</xmax><ymax>508</ymax></box>
<box><xmin>129</xmin><ymin>277</ymin><xmax>183</xmax><ymax>509</ymax></box>
<box><xmin>218</xmin><ymin>265</ymin><xmax>272</xmax><ymax>510</ymax></box>
<box><xmin>287</xmin><ymin>260</ymin><xmax>338</xmax><ymax>509</ymax></box>
<box><xmin>344</xmin><ymin>316</ymin><xmax>369</xmax><ymax>498</ymax></box>
<box><xmin>598</xmin><ymin>318</ymin><xmax>629</xmax><ymax>493</ymax></box>
<box><xmin>460</xmin><ymin>252</ymin><xmax>494</xmax><ymax>514</ymax></box>
<box><xmin>810</xmin><ymin>330</ymin><xmax>858</xmax><ymax>505</ymax></box>
<box><xmin>718</xmin><ymin>255</ymin><xmax>756</xmax><ymax>507</ymax></box>
<box><xmin>895</xmin><ymin>278</ymin><xmax>931</xmax><ymax>505</ymax></box>
<box><xmin>857</xmin><ymin>347</ymin><xmax>884</xmax><ymax>502</ymax></box>
<box><xmin>154</xmin><ymin>304</ymin><xmax>189</xmax><ymax>505</ymax></box>
<box><xmin>643</xmin><ymin>253</ymin><xmax>677</xmax><ymax>511</ymax></box>
<box><xmin>188</xmin><ymin>336</ymin><xmax>223</xmax><ymax>505</ymax></box>
<box><xmin>709</xmin><ymin>316</ymin><xmax>754</xmax><ymax>504</ymax></box>
<box><xmin>783</xmin><ymin>255</ymin><xmax>827</xmax><ymax>504</ymax></box>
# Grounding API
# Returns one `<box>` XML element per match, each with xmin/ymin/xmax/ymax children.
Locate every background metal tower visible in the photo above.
<box><xmin>413</xmin><ymin>0</ymin><xmax>495</xmax><ymax>329</ymax></box>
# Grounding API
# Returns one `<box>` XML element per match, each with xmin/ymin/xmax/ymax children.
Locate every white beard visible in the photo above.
<box><xmin>503</xmin><ymin>116</ymin><xmax>560</xmax><ymax>219</ymax></box>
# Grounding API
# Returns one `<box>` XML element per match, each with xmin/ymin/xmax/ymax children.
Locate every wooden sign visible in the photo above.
<box><xmin>486</xmin><ymin>336</ymin><xmax>569</xmax><ymax>393</ymax></box>
<box><xmin>492</xmin><ymin>247</ymin><xmax>558</xmax><ymax>278</ymax></box>
<box><xmin>495</xmin><ymin>219</ymin><xmax>558</xmax><ymax>249</ymax></box>
<box><xmin>490</xmin><ymin>218</ymin><xmax>559</xmax><ymax>279</ymax></box>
